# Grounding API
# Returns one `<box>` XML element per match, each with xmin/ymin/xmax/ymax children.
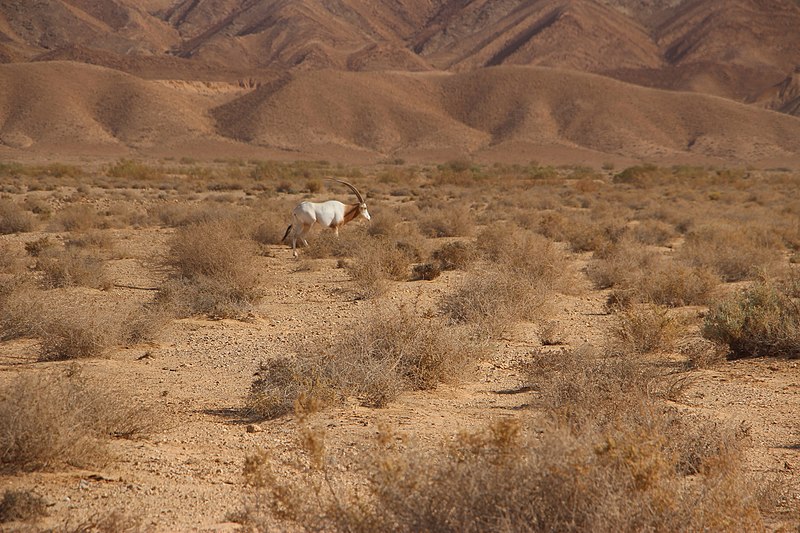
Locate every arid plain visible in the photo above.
<box><xmin>1</xmin><ymin>1</ymin><xmax>800</xmax><ymax>531</ymax></box>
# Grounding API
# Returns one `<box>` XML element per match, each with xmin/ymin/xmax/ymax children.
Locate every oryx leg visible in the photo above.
<box><xmin>292</xmin><ymin>222</ymin><xmax>313</xmax><ymax>257</ymax></box>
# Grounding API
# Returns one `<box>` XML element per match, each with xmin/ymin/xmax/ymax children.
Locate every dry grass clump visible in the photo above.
<box><xmin>248</xmin><ymin>199</ymin><xmax>298</xmax><ymax>246</ymax></box>
<box><xmin>38</xmin><ymin>305</ymin><xmax>121</xmax><ymax>361</ymax></box>
<box><xmin>0</xmin><ymin>489</ymin><xmax>47</xmax><ymax>523</ymax></box>
<box><xmin>239</xmin><ymin>348</ymin><xmax>761</xmax><ymax>532</ymax></box>
<box><xmin>586</xmin><ymin>238</ymin><xmax>658</xmax><ymax>290</ymax></box>
<box><xmin>49</xmin><ymin>204</ymin><xmax>105</xmax><ymax>232</ymax></box>
<box><xmin>417</xmin><ymin>204</ymin><xmax>473</xmax><ymax>238</ymax></box>
<box><xmin>612</xmin><ymin>304</ymin><xmax>683</xmax><ymax>355</ymax></box>
<box><xmin>439</xmin><ymin>267</ymin><xmax>550</xmax><ymax>339</ymax></box>
<box><xmin>539</xmin><ymin>211</ymin><xmax>626</xmax><ymax>252</ymax></box>
<box><xmin>65</xmin><ymin>229</ymin><xmax>115</xmax><ymax>252</ymax></box>
<box><xmin>247</xmin><ymin>306</ymin><xmax>482</xmax><ymax>418</ymax></box>
<box><xmin>0</xmin><ymin>275</ymin><xmax>45</xmax><ymax>341</ymax></box>
<box><xmin>679</xmin><ymin>223</ymin><xmax>783</xmax><ymax>281</ymax></box>
<box><xmin>703</xmin><ymin>281</ymin><xmax>800</xmax><ymax>359</ymax></box>
<box><xmin>161</xmin><ymin>220</ymin><xmax>261</xmax><ymax>317</ymax></box>
<box><xmin>589</xmin><ymin>239</ymin><xmax>719</xmax><ymax>307</ymax></box>
<box><xmin>35</xmin><ymin>246</ymin><xmax>110</xmax><ymax>290</ymax></box>
<box><xmin>301</xmin><ymin>227</ymin><xmax>366</xmax><ymax>259</ymax></box>
<box><xmin>0</xmin><ymin>199</ymin><xmax>36</xmax><ymax>234</ymax></box>
<box><xmin>148</xmin><ymin>201</ymin><xmax>246</xmax><ymax>228</ymax></box>
<box><xmin>440</xmin><ymin>226</ymin><xmax>564</xmax><ymax>337</ymax></box>
<box><xmin>631</xmin><ymin>218</ymin><xmax>677</xmax><ymax>246</ymax></box>
<box><xmin>0</xmin><ymin>240</ymin><xmax>26</xmax><ymax>274</ymax></box>
<box><xmin>431</xmin><ymin>240</ymin><xmax>478</xmax><ymax>271</ymax></box>
<box><xmin>106</xmin><ymin>159</ymin><xmax>163</xmax><ymax>181</ymax></box>
<box><xmin>119</xmin><ymin>301</ymin><xmax>171</xmax><ymax>346</ymax></box>
<box><xmin>482</xmin><ymin>226</ymin><xmax>567</xmax><ymax>287</ymax></box>
<box><xmin>630</xmin><ymin>262</ymin><xmax>719</xmax><ymax>307</ymax></box>
<box><xmin>0</xmin><ymin>367</ymin><xmax>162</xmax><ymax>472</ymax></box>
<box><xmin>345</xmin><ymin>236</ymin><xmax>419</xmax><ymax>299</ymax></box>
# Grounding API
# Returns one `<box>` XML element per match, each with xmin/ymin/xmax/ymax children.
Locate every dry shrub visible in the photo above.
<box><xmin>631</xmin><ymin>218</ymin><xmax>677</xmax><ymax>246</ymax></box>
<box><xmin>0</xmin><ymin>276</ymin><xmax>45</xmax><ymax>341</ymax></box>
<box><xmin>703</xmin><ymin>281</ymin><xmax>800</xmax><ymax>359</ymax></box>
<box><xmin>249</xmin><ymin>198</ymin><xmax>298</xmax><ymax>245</ymax></box>
<box><xmin>431</xmin><ymin>240</ymin><xmax>478</xmax><ymax>271</ymax></box>
<box><xmin>23</xmin><ymin>236</ymin><xmax>54</xmax><ymax>257</ymax></box>
<box><xmin>49</xmin><ymin>204</ymin><xmax>105</xmax><ymax>232</ymax></box>
<box><xmin>539</xmin><ymin>211</ymin><xmax>625</xmax><ymax>252</ymax></box>
<box><xmin>240</xmin><ymin>349</ymin><xmax>761</xmax><ymax>532</ymax></box>
<box><xmin>679</xmin><ymin>224</ymin><xmax>783</xmax><ymax>281</ymax></box>
<box><xmin>345</xmin><ymin>236</ymin><xmax>418</xmax><ymax>299</ymax></box>
<box><xmin>38</xmin><ymin>306</ymin><xmax>121</xmax><ymax>361</ymax></box>
<box><xmin>120</xmin><ymin>302</ymin><xmax>172</xmax><ymax>346</ymax></box>
<box><xmin>365</xmin><ymin>207</ymin><xmax>404</xmax><ymax>237</ymax></box>
<box><xmin>0</xmin><ymin>199</ymin><xmax>36</xmax><ymax>234</ymax></box>
<box><xmin>0</xmin><ymin>489</ymin><xmax>47</xmax><ymax>523</ymax></box>
<box><xmin>59</xmin><ymin>510</ymin><xmax>142</xmax><ymax>533</ymax></box>
<box><xmin>417</xmin><ymin>204</ymin><xmax>473</xmax><ymax>238</ymax></box>
<box><xmin>607</xmin><ymin>260</ymin><xmax>720</xmax><ymax>308</ymax></box>
<box><xmin>302</xmin><ymin>227</ymin><xmax>365</xmax><ymax>259</ymax></box>
<box><xmin>612</xmin><ymin>304</ymin><xmax>682</xmax><ymax>355</ymax></box>
<box><xmin>148</xmin><ymin>202</ymin><xmax>242</xmax><ymax>228</ymax></box>
<box><xmin>161</xmin><ymin>220</ymin><xmax>261</xmax><ymax>317</ymax></box>
<box><xmin>107</xmin><ymin>158</ymin><xmax>163</xmax><ymax>181</ymax></box>
<box><xmin>35</xmin><ymin>246</ymin><xmax>110</xmax><ymax>290</ymax></box>
<box><xmin>630</xmin><ymin>262</ymin><xmax>719</xmax><ymax>307</ymax></box>
<box><xmin>65</xmin><ymin>229</ymin><xmax>115</xmax><ymax>251</ymax></box>
<box><xmin>586</xmin><ymin>238</ymin><xmax>657</xmax><ymax>289</ymax></box>
<box><xmin>439</xmin><ymin>267</ymin><xmax>550</xmax><ymax>339</ymax></box>
<box><xmin>0</xmin><ymin>240</ymin><xmax>25</xmax><ymax>274</ymax></box>
<box><xmin>0</xmin><ymin>367</ymin><xmax>162</xmax><ymax>472</ymax></box>
<box><xmin>247</xmin><ymin>357</ymin><xmax>340</xmax><ymax>420</ymax></box>
<box><xmin>247</xmin><ymin>307</ymin><xmax>482</xmax><ymax>418</ymax></box>
<box><xmin>410</xmin><ymin>262</ymin><xmax>441</xmax><ymax>281</ymax></box>
<box><xmin>440</xmin><ymin>225</ymin><xmax>564</xmax><ymax>336</ymax></box>
<box><xmin>590</xmin><ymin>240</ymin><xmax>719</xmax><ymax>307</ymax></box>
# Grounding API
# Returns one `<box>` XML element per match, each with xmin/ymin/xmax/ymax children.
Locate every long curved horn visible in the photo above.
<box><xmin>329</xmin><ymin>178</ymin><xmax>364</xmax><ymax>204</ymax></box>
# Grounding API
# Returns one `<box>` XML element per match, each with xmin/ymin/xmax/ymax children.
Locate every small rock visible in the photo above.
<box><xmin>246</xmin><ymin>424</ymin><xmax>263</xmax><ymax>433</ymax></box>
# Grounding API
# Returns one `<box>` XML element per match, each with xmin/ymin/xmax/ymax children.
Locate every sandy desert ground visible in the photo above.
<box><xmin>0</xmin><ymin>159</ymin><xmax>798</xmax><ymax>532</ymax></box>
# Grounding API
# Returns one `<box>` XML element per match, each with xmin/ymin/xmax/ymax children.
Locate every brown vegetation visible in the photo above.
<box><xmin>0</xmin><ymin>161</ymin><xmax>798</xmax><ymax>530</ymax></box>
<box><xmin>0</xmin><ymin>367</ymin><xmax>162</xmax><ymax>472</ymax></box>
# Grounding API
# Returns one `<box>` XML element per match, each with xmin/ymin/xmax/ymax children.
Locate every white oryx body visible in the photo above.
<box><xmin>283</xmin><ymin>180</ymin><xmax>370</xmax><ymax>257</ymax></box>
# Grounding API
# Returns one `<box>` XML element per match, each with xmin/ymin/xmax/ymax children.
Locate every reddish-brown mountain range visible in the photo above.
<box><xmin>0</xmin><ymin>0</ymin><xmax>799</xmax><ymax>164</ymax></box>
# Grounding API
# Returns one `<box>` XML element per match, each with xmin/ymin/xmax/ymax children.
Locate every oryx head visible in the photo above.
<box><xmin>332</xmin><ymin>179</ymin><xmax>370</xmax><ymax>221</ymax></box>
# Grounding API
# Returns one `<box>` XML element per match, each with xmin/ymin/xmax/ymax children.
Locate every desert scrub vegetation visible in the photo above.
<box><xmin>679</xmin><ymin>223</ymin><xmax>784</xmax><ymax>281</ymax></box>
<box><xmin>37</xmin><ymin>304</ymin><xmax>123</xmax><ymax>361</ymax></box>
<box><xmin>344</xmin><ymin>235</ymin><xmax>422</xmax><ymax>298</ymax></box>
<box><xmin>247</xmin><ymin>306</ymin><xmax>484</xmax><ymax>418</ymax></box>
<box><xmin>440</xmin><ymin>226</ymin><xmax>567</xmax><ymax>338</ymax></box>
<box><xmin>0</xmin><ymin>367</ymin><xmax>162</xmax><ymax>472</ymax></box>
<box><xmin>588</xmin><ymin>238</ymin><xmax>720</xmax><ymax>307</ymax></box>
<box><xmin>0</xmin><ymin>199</ymin><xmax>36</xmax><ymax>234</ymax></box>
<box><xmin>0</xmin><ymin>275</ymin><xmax>44</xmax><ymax>341</ymax></box>
<box><xmin>703</xmin><ymin>280</ymin><xmax>800</xmax><ymax>359</ymax></box>
<box><xmin>238</xmin><ymin>348</ymin><xmax>762</xmax><ymax>532</ymax></box>
<box><xmin>0</xmin><ymin>488</ymin><xmax>48</xmax><ymax>523</ymax></box>
<box><xmin>611</xmin><ymin>304</ymin><xmax>683</xmax><ymax>355</ymax></box>
<box><xmin>439</xmin><ymin>267</ymin><xmax>552</xmax><ymax>339</ymax></box>
<box><xmin>48</xmin><ymin>204</ymin><xmax>107</xmax><ymax>232</ymax></box>
<box><xmin>34</xmin><ymin>245</ymin><xmax>110</xmax><ymax>290</ymax></box>
<box><xmin>160</xmin><ymin>220</ymin><xmax>262</xmax><ymax>317</ymax></box>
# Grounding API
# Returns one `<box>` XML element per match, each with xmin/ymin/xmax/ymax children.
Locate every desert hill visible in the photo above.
<box><xmin>2</xmin><ymin>60</ymin><xmax>799</xmax><ymax>165</ymax></box>
<box><xmin>1</xmin><ymin>0</ymin><xmax>799</xmax><ymax>98</ymax></box>
<box><xmin>0</xmin><ymin>0</ymin><xmax>799</xmax><ymax>164</ymax></box>
<box><xmin>0</xmin><ymin>61</ymin><xmax>215</xmax><ymax>153</ymax></box>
